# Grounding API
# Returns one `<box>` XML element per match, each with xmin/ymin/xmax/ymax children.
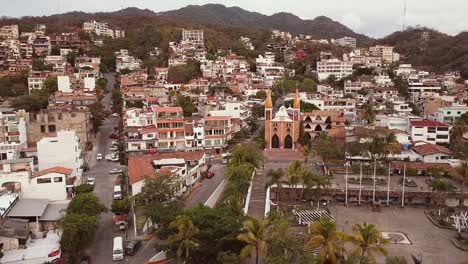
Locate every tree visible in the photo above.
<box><xmin>431</xmin><ymin>179</ymin><xmax>454</xmax><ymax>209</ymax></box>
<box><xmin>176</xmin><ymin>94</ymin><xmax>197</xmax><ymax>117</ymax></box>
<box><xmin>266</xmin><ymin>213</ymin><xmax>304</xmax><ymax>263</ymax></box>
<box><xmin>238</xmin><ymin>217</ymin><xmax>271</xmax><ymax>264</ymax></box>
<box><xmin>305</xmin><ymin>218</ymin><xmax>349</xmax><ymax>264</ymax></box>
<box><xmin>111</xmin><ymin>197</ymin><xmax>132</xmax><ymax>215</ymax></box>
<box><xmin>287</xmin><ymin>160</ymin><xmax>303</xmax><ymax>202</ymax></box>
<box><xmin>75</xmin><ymin>184</ymin><xmax>94</xmax><ymax>194</ymax></box>
<box><xmin>256</xmin><ymin>90</ymin><xmax>267</xmax><ymax>99</ymax></box>
<box><xmin>454</xmin><ymin>162</ymin><xmax>468</xmax><ymax>206</ymax></box>
<box><xmin>59</xmin><ymin>213</ymin><xmax>99</xmax><ymax>261</ymax></box>
<box><xmin>351</xmin><ymin>222</ymin><xmax>388</xmax><ymax>263</ymax></box>
<box><xmin>185</xmin><ymin>205</ymin><xmax>245</xmax><ymax>263</ymax></box>
<box><xmin>89</xmin><ymin>102</ymin><xmax>108</xmax><ymax>133</ymax></box>
<box><xmin>266</xmin><ymin>168</ymin><xmax>284</xmax><ymax>205</ymax></box>
<box><xmin>362</xmin><ymin>103</ymin><xmax>377</xmax><ymax>125</ymax></box>
<box><xmin>168</xmin><ymin>215</ymin><xmax>200</xmax><ymax>261</ymax></box>
<box><xmin>67</xmin><ymin>193</ymin><xmax>107</xmax><ymax>216</ymax></box>
<box><xmin>314</xmin><ymin>133</ymin><xmax>341</xmax><ymax>163</ymax></box>
<box><xmin>43</xmin><ymin>76</ymin><xmax>58</xmax><ymax>94</ymax></box>
<box><xmin>167</xmin><ymin>60</ymin><xmax>201</xmax><ymax>84</ymax></box>
<box><xmin>11</xmin><ymin>93</ymin><xmax>48</xmax><ymax>112</ymax></box>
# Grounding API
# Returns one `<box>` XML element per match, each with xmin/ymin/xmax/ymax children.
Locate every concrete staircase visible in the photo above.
<box><xmin>247</xmin><ymin>168</ymin><xmax>267</xmax><ymax>218</ymax></box>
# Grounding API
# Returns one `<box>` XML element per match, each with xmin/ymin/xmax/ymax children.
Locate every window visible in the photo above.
<box><xmin>48</xmin><ymin>125</ymin><xmax>56</xmax><ymax>133</ymax></box>
<box><xmin>436</xmin><ymin>135</ymin><xmax>448</xmax><ymax>139</ymax></box>
<box><xmin>54</xmin><ymin>177</ymin><xmax>63</xmax><ymax>182</ymax></box>
<box><xmin>58</xmin><ymin>113</ymin><xmax>63</xmax><ymax>120</ymax></box>
<box><xmin>40</xmin><ymin>125</ymin><xmax>46</xmax><ymax>133</ymax></box>
<box><xmin>437</xmin><ymin>127</ymin><xmax>449</xmax><ymax>131</ymax></box>
<box><xmin>37</xmin><ymin>178</ymin><xmax>52</xmax><ymax>184</ymax></box>
<box><xmin>428</xmin><ymin>127</ymin><xmax>436</xmax><ymax>133</ymax></box>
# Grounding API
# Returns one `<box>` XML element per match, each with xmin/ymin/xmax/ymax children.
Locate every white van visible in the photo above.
<box><xmin>113</xmin><ymin>185</ymin><xmax>122</xmax><ymax>200</ymax></box>
<box><xmin>112</xmin><ymin>236</ymin><xmax>124</xmax><ymax>261</ymax></box>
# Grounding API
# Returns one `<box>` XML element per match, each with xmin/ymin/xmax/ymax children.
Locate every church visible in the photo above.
<box><xmin>264</xmin><ymin>89</ymin><xmax>301</xmax><ymax>150</ymax></box>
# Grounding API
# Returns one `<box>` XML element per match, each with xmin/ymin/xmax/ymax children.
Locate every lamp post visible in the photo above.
<box><xmin>402</xmin><ymin>164</ymin><xmax>406</xmax><ymax>207</ymax></box>
<box><xmin>344</xmin><ymin>161</ymin><xmax>350</xmax><ymax>206</ymax></box>
<box><xmin>372</xmin><ymin>158</ymin><xmax>377</xmax><ymax>204</ymax></box>
<box><xmin>359</xmin><ymin>162</ymin><xmax>363</xmax><ymax>205</ymax></box>
<box><xmin>387</xmin><ymin>163</ymin><xmax>391</xmax><ymax>206</ymax></box>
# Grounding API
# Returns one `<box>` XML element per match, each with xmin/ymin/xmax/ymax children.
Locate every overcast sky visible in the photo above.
<box><xmin>1</xmin><ymin>0</ymin><xmax>467</xmax><ymax>38</ymax></box>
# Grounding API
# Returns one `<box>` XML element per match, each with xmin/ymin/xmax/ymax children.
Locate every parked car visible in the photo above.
<box><xmin>111</xmin><ymin>141</ymin><xmax>119</xmax><ymax>147</ymax></box>
<box><xmin>111</xmin><ymin>113</ymin><xmax>119</xmax><ymax>117</ymax></box>
<box><xmin>113</xmin><ymin>185</ymin><xmax>123</xmax><ymax>200</ymax></box>
<box><xmin>109</xmin><ymin>133</ymin><xmax>119</xmax><ymax>140</ymax></box>
<box><xmin>206</xmin><ymin>172</ymin><xmax>215</xmax><ymax>178</ymax></box>
<box><xmin>110</xmin><ymin>168</ymin><xmax>124</xmax><ymax>174</ymax></box>
<box><xmin>79</xmin><ymin>256</ymin><xmax>91</xmax><ymax>264</ymax></box>
<box><xmin>96</xmin><ymin>153</ymin><xmax>102</xmax><ymax>160</ymax></box>
<box><xmin>125</xmin><ymin>240</ymin><xmax>142</xmax><ymax>256</ymax></box>
<box><xmin>86</xmin><ymin>177</ymin><xmax>95</xmax><ymax>186</ymax></box>
<box><xmin>110</xmin><ymin>146</ymin><xmax>118</xmax><ymax>151</ymax></box>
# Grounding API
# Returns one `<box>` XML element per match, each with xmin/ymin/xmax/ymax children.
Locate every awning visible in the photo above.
<box><xmin>7</xmin><ymin>199</ymin><xmax>48</xmax><ymax>218</ymax></box>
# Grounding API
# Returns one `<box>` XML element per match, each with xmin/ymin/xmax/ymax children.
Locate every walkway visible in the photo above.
<box><xmin>247</xmin><ymin>168</ymin><xmax>267</xmax><ymax>218</ymax></box>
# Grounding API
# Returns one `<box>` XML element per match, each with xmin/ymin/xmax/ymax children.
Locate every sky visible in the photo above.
<box><xmin>1</xmin><ymin>0</ymin><xmax>468</xmax><ymax>38</ymax></box>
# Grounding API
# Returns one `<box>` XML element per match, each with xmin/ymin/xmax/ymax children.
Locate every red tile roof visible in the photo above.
<box><xmin>391</xmin><ymin>161</ymin><xmax>453</xmax><ymax>172</ymax></box>
<box><xmin>410</xmin><ymin>120</ymin><xmax>449</xmax><ymax>127</ymax></box>
<box><xmin>128</xmin><ymin>154</ymin><xmax>157</xmax><ymax>184</ymax></box>
<box><xmin>152</xmin><ymin>106</ymin><xmax>183</xmax><ymax>113</ymax></box>
<box><xmin>139</xmin><ymin>126</ymin><xmax>158</xmax><ymax>134</ymax></box>
<box><xmin>33</xmin><ymin>167</ymin><xmax>73</xmax><ymax>178</ymax></box>
<box><xmin>412</xmin><ymin>144</ymin><xmax>452</xmax><ymax>156</ymax></box>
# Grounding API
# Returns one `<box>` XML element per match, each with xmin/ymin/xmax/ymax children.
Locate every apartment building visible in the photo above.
<box><xmin>37</xmin><ymin>130</ymin><xmax>83</xmax><ymax>177</ymax></box>
<box><xmin>369</xmin><ymin>45</ymin><xmax>396</xmax><ymax>63</ymax></box>
<box><xmin>409</xmin><ymin>120</ymin><xmax>451</xmax><ymax>145</ymax></box>
<box><xmin>182</xmin><ymin>29</ymin><xmax>204</xmax><ymax>46</ymax></box>
<box><xmin>435</xmin><ymin>106</ymin><xmax>468</xmax><ymax>125</ymax></box>
<box><xmin>209</xmin><ymin>102</ymin><xmax>250</xmax><ymax>128</ymax></box>
<box><xmin>28</xmin><ymin>71</ymin><xmax>52</xmax><ymax>92</ymax></box>
<box><xmin>153</xmin><ymin>107</ymin><xmax>186</xmax><ymax>150</ymax></box>
<box><xmin>0</xmin><ymin>109</ymin><xmax>28</xmax><ymax>147</ymax></box>
<box><xmin>204</xmin><ymin>116</ymin><xmax>233</xmax><ymax>153</ymax></box>
<box><xmin>332</xmin><ymin>37</ymin><xmax>357</xmax><ymax>48</ymax></box>
<box><xmin>423</xmin><ymin>97</ymin><xmax>453</xmax><ymax>117</ymax></box>
<box><xmin>344</xmin><ymin>80</ymin><xmax>362</xmax><ymax>93</ymax></box>
<box><xmin>128</xmin><ymin>151</ymin><xmax>205</xmax><ymax>196</ymax></box>
<box><xmin>0</xmin><ymin>25</ymin><xmax>19</xmax><ymax>39</ymax></box>
<box><xmin>317</xmin><ymin>59</ymin><xmax>353</xmax><ymax>81</ymax></box>
<box><xmin>115</xmin><ymin>49</ymin><xmax>141</xmax><ymax>73</ymax></box>
<box><xmin>27</xmin><ymin>109</ymin><xmax>92</xmax><ymax>149</ymax></box>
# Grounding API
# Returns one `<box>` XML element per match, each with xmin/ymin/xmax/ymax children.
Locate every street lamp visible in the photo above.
<box><xmin>344</xmin><ymin>161</ymin><xmax>351</xmax><ymax>206</ymax></box>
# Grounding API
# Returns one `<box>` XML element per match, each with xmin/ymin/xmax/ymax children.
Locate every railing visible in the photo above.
<box><xmin>243</xmin><ymin>169</ymin><xmax>256</xmax><ymax>215</ymax></box>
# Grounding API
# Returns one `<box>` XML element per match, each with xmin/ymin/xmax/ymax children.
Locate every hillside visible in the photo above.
<box><xmin>379</xmin><ymin>27</ymin><xmax>468</xmax><ymax>77</ymax></box>
<box><xmin>160</xmin><ymin>4</ymin><xmax>372</xmax><ymax>44</ymax></box>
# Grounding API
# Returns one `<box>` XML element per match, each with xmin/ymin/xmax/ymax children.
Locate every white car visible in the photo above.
<box><xmin>110</xmin><ymin>168</ymin><xmax>124</xmax><ymax>174</ymax></box>
<box><xmin>110</xmin><ymin>146</ymin><xmax>118</xmax><ymax>151</ymax></box>
<box><xmin>97</xmin><ymin>153</ymin><xmax>102</xmax><ymax>160</ymax></box>
<box><xmin>86</xmin><ymin>177</ymin><xmax>95</xmax><ymax>186</ymax></box>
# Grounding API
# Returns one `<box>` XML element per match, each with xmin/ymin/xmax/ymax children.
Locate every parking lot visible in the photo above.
<box><xmin>332</xmin><ymin>205</ymin><xmax>468</xmax><ymax>264</ymax></box>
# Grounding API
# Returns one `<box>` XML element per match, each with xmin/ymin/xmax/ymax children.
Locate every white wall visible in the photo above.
<box><xmin>57</xmin><ymin>76</ymin><xmax>71</xmax><ymax>93</ymax></box>
<box><xmin>37</xmin><ymin>130</ymin><xmax>83</xmax><ymax>177</ymax></box>
<box><xmin>23</xmin><ymin>172</ymin><xmax>67</xmax><ymax>201</ymax></box>
<box><xmin>84</xmin><ymin>77</ymin><xmax>95</xmax><ymax>91</ymax></box>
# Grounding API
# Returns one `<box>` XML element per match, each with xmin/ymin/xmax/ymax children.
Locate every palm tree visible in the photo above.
<box><xmin>168</xmin><ymin>215</ymin><xmax>199</xmax><ymax>261</ymax></box>
<box><xmin>303</xmin><ymin>144</ymin><xmax>313</xmax><ymax>165</ymax></box>
<box><xmin>299</xmin><ymin>167</ymin><xmax>320</xmax><ymax>203</ymax></box>
<box><xmin>431</xmin><ymin>179</ymin><xmax>454</xmax><ymax>209</ymax></box>
<box><xmin>351</xmin><ymin>222</ymin><xmax>388</xmax><ymax>263</ymax></box>
<box><xmin>454</xmin><ymin>162</ymin><xmax>468</xmax><ymax>206</ymax></box>
<box><xmin>384</xmin><ymin>132</ymin><xmax>399</xmax><ymax>158</ymax></box>
<box><xmin>238</xmin><ymin>217</ymin><xmax>271</xmax><ymax>264</ymax></box>
<box><xmin>305</xmin><ymin>218</ymin><xmax>350</xmax><ymax>264</ymax></box>
<box><xmin>287</xmin><ymin>160</ymin><xmax>304</xmax><ymax>202</ymax></box>
<box><xmin>362</xmin><ymin>103</ymin><xmax>377</xmax><ymax>125</ymax></box>
<box><xmin>266</xmin><ymin>168</ymin><xmax>284</xmax><ymax>206</ymax></box>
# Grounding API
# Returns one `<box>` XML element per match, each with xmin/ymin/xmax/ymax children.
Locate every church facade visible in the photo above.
<box><xmin>264</xmin><ymin>90</ymin><xmax>301</xmax><ymax>150</ymax></box>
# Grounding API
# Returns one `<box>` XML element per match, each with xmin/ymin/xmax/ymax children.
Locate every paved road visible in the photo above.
<box><xmin>85</xmin><ymin>73</ymin><xmax>128</xmax><ymax>263</ymax></box>
<box><xmin>184</xmin><ymin>160</ymin><xmax>226</xmax><ymax>208</ymax></box>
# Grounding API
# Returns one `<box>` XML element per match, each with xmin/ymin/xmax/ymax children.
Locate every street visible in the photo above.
<box><xmin>85</xmin><ymin>73</ymin><xmax>229</xmax><ymax>263</ymax></box>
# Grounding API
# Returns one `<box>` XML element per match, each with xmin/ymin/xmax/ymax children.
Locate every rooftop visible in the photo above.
<box><xmin>410</xmin><ymin>120</ymin><xmax>449</xmax><ymax>127</ymax></box>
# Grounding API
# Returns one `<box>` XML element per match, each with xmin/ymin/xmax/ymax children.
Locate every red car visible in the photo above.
<box><xmin>109</xmin><ymin>133</ymin><xmax>119</xmax><ymax>139</ymax></box>
<box><xmin>206</xmin><ymin>172</ymin><xmax>215</xmax><ymax>178</ymax></box>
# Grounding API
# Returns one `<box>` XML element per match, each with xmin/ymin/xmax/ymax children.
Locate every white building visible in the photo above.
<box><xmin>115</xmin><ymin>49</ymin><xmax>141</xmax><ymax>73</ymax></box>
<box><xmin>344</xmin><ymin>80</ymin><xmax>362</xmax><ymax>93</ymax></box>
<box><xmin>37</xmin><ymin>130</ymin><xmax>83</xmax><ymax>177</ymax></box>
<box><xmin>409</xmin><ymin>120</ymin><xmax>451</xmax><ymax>145</ymax></box>
<box><xmin>57</xmin><ymin>76</ymin><xmax>72</xmax><ymax>93</ymax></box>
<box><xmin>435</xmin><ymin>106</ymin><xmax>468</xmax><ymax>125</ymax></box>
<box><xmin>182</xmin><ymin>29</ymin><xmax>204</xmax><ymax>46</ymax></box>
<box><xmin>332</xmin><ymin>36</ymin><xmax>357</xmax><ymax>48</ymax></box>
<box><xmin>317</xmin><ymin>59</ymin><xmax>353</xmax><ymax>81</ymax></box>
<box><xmin>24</xmin><ymin>167</ymin><xmax>73</xmax><ymax>201</ymax></box>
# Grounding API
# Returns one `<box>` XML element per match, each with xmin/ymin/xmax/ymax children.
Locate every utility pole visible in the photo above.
<box><xmin>358</xmin><ymin>162</ymin><xmax>362</xmax><ymax>205</ymax></box>
<box><xmin>387</xmin><ymin>163</ymin><xmax>391</xmax><ymax>206</ymax></box>
<box><xmin>372</xmin><ymin>158</ymin><xmax>377</xmax><ymax>203</ymax></box>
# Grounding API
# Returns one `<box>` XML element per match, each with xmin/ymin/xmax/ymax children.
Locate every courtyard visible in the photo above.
<box><xmin>332</xmin><ymin>205</ymin><xmax>468</xmax><ymax>264</ymax></box>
